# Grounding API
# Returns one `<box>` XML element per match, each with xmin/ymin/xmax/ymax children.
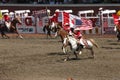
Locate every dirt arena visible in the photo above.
<box><xmin>0</xmin><ymin>34</ymin><xmax>120</xmax><ymax>80</ymax></box>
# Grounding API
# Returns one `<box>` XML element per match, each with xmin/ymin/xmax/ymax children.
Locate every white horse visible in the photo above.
<box><xmin>63</xmin><ymin>35</ymin><xmax>98</xmax><ymax>61</ymax></box>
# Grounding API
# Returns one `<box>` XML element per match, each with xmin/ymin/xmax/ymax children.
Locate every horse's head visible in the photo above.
<box><xmin>14</xmin><ymin>17</ymin><xmax>22</xmax><ymax>24</ymax></box>
<box><xmin>50</xmin><ymin>22</ymin><xmax>61</xmax><ymax>32</ymax></box>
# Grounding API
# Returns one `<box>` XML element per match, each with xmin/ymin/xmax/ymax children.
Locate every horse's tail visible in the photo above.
<box><xmin>89</xmin><ymin>39</ymin><xmax>99</xmax><ymax>48</ymax></box>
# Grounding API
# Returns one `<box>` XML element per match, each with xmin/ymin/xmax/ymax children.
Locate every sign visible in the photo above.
<box><xmin>17</xmin><ymin>27</ymin><xmax>35</xmax><ymax>33</ymax></box>
<box><xmin>16</xmin><ymin>16</ymin><xmax>36</xmax><ymax>33</ymax></box>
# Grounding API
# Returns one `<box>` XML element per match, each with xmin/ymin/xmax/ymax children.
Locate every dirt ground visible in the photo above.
<box><xmin>0</xmin><ymin>34</ymin><xmax>120</xmax><ymax>80</ymax></box>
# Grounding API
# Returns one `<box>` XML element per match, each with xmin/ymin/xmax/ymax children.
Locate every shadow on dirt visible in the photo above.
<box><xmin>101</xmin><ymin>46</ymin><xmax>120</xmax><ymax>49</ymax></box>
<box><xmin>47</xmin><ymin>52</ymin><xmax>93</xmax><ymax>61</ymax></box>
<box><xmin>47</xmin><ymin>52</ymin><xmax>65</xmax><ymax>55</ymax></box>
<box><xmin>107</xmin><ymin>40</ymin><xmax>120</xmax><ymax>45</ymax></box>
<box><xmin>109</xmin><ymin>43</ymin><xmax>120</xmax><ymax>45</ymax></box>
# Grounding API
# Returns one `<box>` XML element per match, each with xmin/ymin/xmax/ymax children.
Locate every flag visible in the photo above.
<box><xmin>51</xmin><ymin>11</ymin><xmax>92</xmax><ymax>30</ymax></box>
<box><xmin>58</xmin><ymin>12</ymin><xmax>62</xmax><ymax>22</ymax></box>
<box><xmin>75</xmin><ymin>19</ymin><xmax>82</xmax><ymax>25</ymax></box>
<box><xmin>0</xmin><ymin>10</ymin><xmax>3</xmax><ymax>20</ymax></box>
<box><xmin>63</xmin><ymin>12</ymin><xmax>69</xmax><ymax>26</ymax></box>
<box><xmin>63</xmin><ymin>12</ymin><xmax>82</xmax><ymax>28</ymax></box>
<box><xmin>76</xmin><ymin>18</ymin><xmax>93</xmax><ymax>30</ymax></box>
<box><xmin>69</xmin><ymin>14</ymin><xmax>82</xmax><ymax>28</ymax></box>
<box><xmin>112</xmin><ymin>14</ymin><xmax>120</xmax><ymax>25</ymax></box>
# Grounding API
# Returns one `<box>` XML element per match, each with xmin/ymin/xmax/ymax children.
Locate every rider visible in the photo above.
<box><xmin>74</xmin><ymin>28</ymin><xmax>82</xmax><ymax>39</ymax></box>
<box><xmin>63</xmin><ymin>23</ymin><xmax>74</xmax><ymax>36</ymax></box>
<box><xmin>73</xmin><ymin>28</ymin><xmax>87</xmax><ymax>49</ymax></box>
<box><xmin>63</xmin><ymin>23</ymin><xmax>70</xmax><ymax>32</ymax></box>
<box><xmin>3</xmin><ymin>12</ymin><xmax>11</xmax><ymax>29</ymax></box>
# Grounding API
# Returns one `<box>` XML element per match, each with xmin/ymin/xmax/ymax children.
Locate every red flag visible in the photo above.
<box><xmin>63</xmin><ymin>12</ymin><xmax>69</xmax><ymax>26</ymax></box>
<box><xmin>112</xmin><ymin>14</ymin><xmax>119</xmax><ymax>25</ymax></box>
<box><xmin>50</xmin><ymin>12</ymin><xmax>59</xmax><ymax>22</ymax></box>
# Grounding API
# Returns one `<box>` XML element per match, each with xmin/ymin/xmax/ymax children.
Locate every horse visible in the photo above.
<box><xmin>51</xmin><ymin>22</ymin><xmax>68</xmax><ymax>41</ymax></box>
<box><xmin>43</xmin><ymin>22</ymin><xmax>56</xmax><ymax>38</ymax></box>
<box><xmin>51</xmin><ymin>22</ymin><xmax>98</xmax><ymax>61</ymax></box>
<box><xmin>114</xmin><ymin>24</ymin><xmax>120</xmax><ymax>42</ymax></box>
<box><xmin>50</xmin><ymin>22</ymin><xmax>71</xmax><ymax>54</ymax></box>
<box><xmin>63</xmin><ymin>35</ymin><xmax>99</xmax><ymax>61</ymax></box>
<box><xmin>0</xmin><ymin>17</ymin><xmax>23</xmax><ymax>39</ymax></box>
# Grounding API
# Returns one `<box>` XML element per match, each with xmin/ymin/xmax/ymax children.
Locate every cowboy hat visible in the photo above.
<box><xmin>4</xmin><ymin>13</ymin><xmax>9</xmax><ymax>15</ymax></box>
<box><xmin>65</xmin><ymin>23</ymin><xmax>69</xmax><ymax>25</ymax></box>
<box><xmin>74</xmin><ymin>27</ymin><xmax>80</xmax><ymax>30</ymax></box>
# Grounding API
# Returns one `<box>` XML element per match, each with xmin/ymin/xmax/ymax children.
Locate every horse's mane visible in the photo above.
<box><xmin>57</xmin><ymin>27</ymin><xmax>69</xmax><ymax>42</ymax></box>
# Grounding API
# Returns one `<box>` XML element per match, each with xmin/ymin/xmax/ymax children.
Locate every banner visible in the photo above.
<box><xmin>17</xmin><ymin>16</ymin><xmax>36</xmax><ymax>33</ymax></box>
<box><xmin>0</xmin><ymin>10</ymin><xmax>3</xmax><ymax>20</ymax></box>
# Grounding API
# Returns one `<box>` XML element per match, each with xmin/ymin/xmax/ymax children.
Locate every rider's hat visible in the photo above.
<box><xmin>55</xmin><ymin>9</ymin><xmax>60</xmax><ymax>12</ymax></box>
<box><xmin>74</xmin><ymin>27</ymin><xmax>80</xmax><ymax>31</ymax></box>
<box><xmin>4</xmin><ymin>13</ymin><xmax>9</xmax><ymax>15</ymax></box>
<box><xmin>65</xmin><ymin>23</ymin><xmax>69</xmax><ymax>26</ymax></box>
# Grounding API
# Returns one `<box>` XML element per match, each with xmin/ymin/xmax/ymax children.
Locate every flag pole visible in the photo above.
<box><xmin>99</xmin><ymin>7</ymin><xmax>104</xmax><ymax>35</ymax></box>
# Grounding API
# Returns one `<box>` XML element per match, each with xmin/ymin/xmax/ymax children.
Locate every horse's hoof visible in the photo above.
<box><xmin>64</xmin><ymin>58</ymin><xmax>68</xmax><ymax>61</ymax></box>
<box><xmin>79</xmin><ymin>51</ymin><xmax>82</xmax><ymax>55</ymax></box>
<box><xmin>20</xmin><ymin>37</ymin><xmax>23</xmax><ymax>39</ymax></box>
<box><xmin>20</xmin><ymin>36</ymin><xmax>23</xmax><ymax>39</ymax></box>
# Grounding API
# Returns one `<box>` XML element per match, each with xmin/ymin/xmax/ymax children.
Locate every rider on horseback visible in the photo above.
<box><xmin>73</xmin><ymin>28</ymin><xmax>88</xmax><ymax>50</ymax></box>
<box><xmin>3</xmin><ymin>12</ymin><xmax>11</xmax><ymax>30</ymax></box>
<box><xmin>63</xmin><ymin>23</ymin><xmax>74</xmax><ymax>36</ymax></box>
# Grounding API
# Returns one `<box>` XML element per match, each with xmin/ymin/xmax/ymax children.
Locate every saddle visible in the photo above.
<box><xmin>80</xmin><ymin>38</ymin><xmax>88</xmax><ymax>48</ymax></box>
<box><xmin>76</xmin><ymin>38</ymin><xmax>88</xmax><ymax>51</ymax></box>
<box><xmin>83</xmin><ymin>39</ymin><xmax>88</xmax><ymax>47</ymax></box>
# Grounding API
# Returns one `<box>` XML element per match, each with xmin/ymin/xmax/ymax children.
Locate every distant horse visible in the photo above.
<box><xmin>0</xmin><ymin>17</ymin><xmax>23</xmax><ymax>39</ymax></box>
<box><xmin>63</xmin><ymin>35</ymin><xmax>98</xmax><ymax>61</ymax></box>
<box><xmin>114</xmin><ymin>24</ymin><xmax>120</xmax><ymax>42</ymax></box>
<box><xmin>43</xmin><ymin>23</ymin><xmax>53</xmax><ymax>38</ymax></box>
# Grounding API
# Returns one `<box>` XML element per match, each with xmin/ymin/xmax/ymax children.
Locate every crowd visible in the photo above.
<box><xmin>0</xmin><ymin>0</ymin><xmax>120</xmax><ymax>4</ymax></box>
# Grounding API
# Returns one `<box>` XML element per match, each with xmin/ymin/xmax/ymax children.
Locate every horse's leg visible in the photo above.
<box><xmin>0</xmin><ymin>30</ymin><xmax>9</xmax><ymax>39</ymax></box>
<box><xmin>117</xmin><ymin>33</ymin><xmax>120</xmax><ymax>42</ymax></box>
<box><xmin>64</xmin><ymin>52</ymin><xmax>70</xmax><ymax>61</ymax></box>
<box><xmin>13</xmin><ymin>29</ymin><xmax>23</xmax><ymax>39</ymax></box>
<box><xmin>17</xmin><ymin>32</ymin><xmax>23</xmax><ymax>39</ymax></box>
<box><xmin>90</xmin><ymin>48</ymin><xmax>95</xmax><ymax>58</ymax></box>
<box><xmin>47</xmin><ymin>31</ymin><xmax>52</xmax><ymax>38</ymax></box>
<box><xmin>74</xmin><ymin>51</ymin><xmax>78</xmax><ymax>60</ymax></box>
<box><xmin>63</xmin><ymin>44</ymin><xmax>70</xmax><ymax>61</ymax></box>
<box><xmin>76</xmin><ymin>44</ymin><xmax>83</xmax><ymax>55</ymax></box>
<box><xmin>46</xmin><ymin>31</ymin><xmax>49</xmax><ymax>39</ymax></box>
<box><xmin>62</xmin><ymin>46</ymin><xmax>67</xmax><ymax>54</ymax></box>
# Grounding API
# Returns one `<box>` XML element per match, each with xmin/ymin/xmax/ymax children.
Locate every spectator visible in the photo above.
<box><xmin>2</xmin><ymin>0</ymin><xmax>9</xmax><ymax>3</ymax></box>
<box><xmin>43</xmin><ymin>0</ymin><xmax>49</xmax><ymax>4</ymax></box>
<box><xmin>50</xmin><ymin>0</ymin><xmax>54</xmax><ymax>4</ymax></box>
<box><xmin>38</xmin><ymin>0</ymin><xmax>43</xmax><ymax>4</ymax></box>
<box><xmin>73</xmin><ymin>0</ymin><xmax>78</xmax><ymax>4</ymax></box>
<box><xmin>54</xmin><ymin>0</ymin><xmax>64</xmax><ymax>4</ymax></box>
